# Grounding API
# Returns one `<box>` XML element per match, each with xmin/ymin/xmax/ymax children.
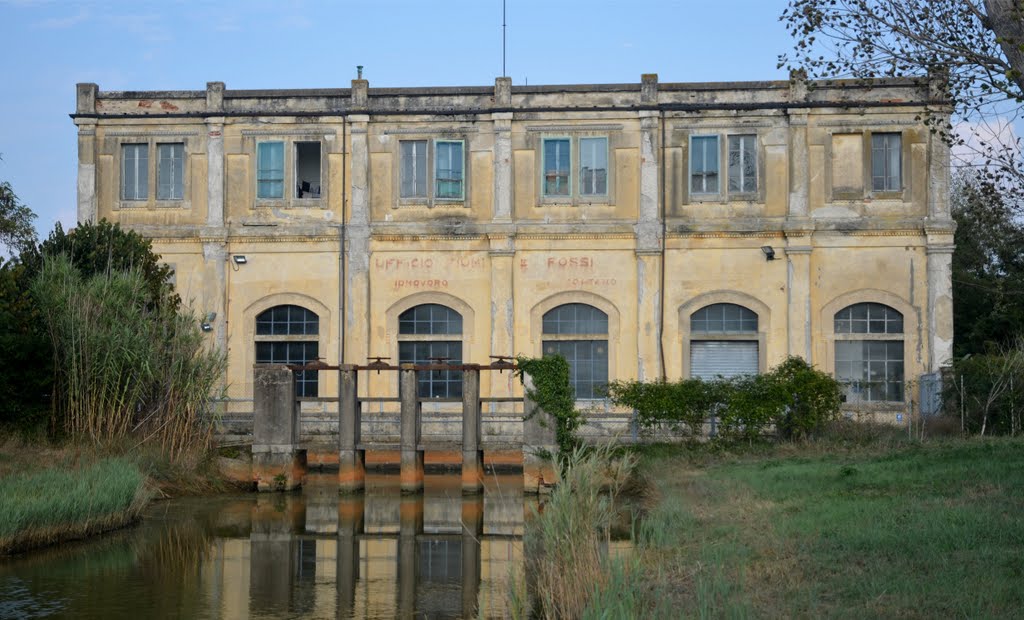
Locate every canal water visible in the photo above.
<box><xmin>0</xmin><ymin>472</ymin><xmax>632</xmax><ymax>619</ymax></box>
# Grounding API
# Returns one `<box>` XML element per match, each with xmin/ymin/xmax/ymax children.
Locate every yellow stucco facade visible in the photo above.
<box><xmin>72</xmin><ymin>74</ymin><xmax>955</xmax><ymax>422</ymax></box>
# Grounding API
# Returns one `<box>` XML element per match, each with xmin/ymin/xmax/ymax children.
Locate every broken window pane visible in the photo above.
<box><xmin>295</xmin><ymin>142</ymin><xmax>321</xmax><ymax>198</ymax></box>
<box><xmin>727</xmin><ymin>135</ymin><xmax>756</xmax><ymax>193</ymax></box>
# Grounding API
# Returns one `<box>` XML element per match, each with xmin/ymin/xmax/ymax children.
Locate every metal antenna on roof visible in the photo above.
<box><xmin>502</xmin><ymin>0</ymin><xmax>507</xmax><ymax>77</ymax></box>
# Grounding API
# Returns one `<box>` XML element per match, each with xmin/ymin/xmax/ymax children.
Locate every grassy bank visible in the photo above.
<box><xmin>629</xmin><ymin>436</ymin><xmax>1024</xmax><ymax>618</ymax></box>
<box><xmin>0</xmin><ymin>456</ymin><xmax>150</xmax><ymax>554</ymax></box>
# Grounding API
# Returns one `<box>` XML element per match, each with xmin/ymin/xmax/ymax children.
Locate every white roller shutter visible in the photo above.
<box><xmin>690</xmin><ymin>341</ymin><xmax>758</xmax><ymax>380</ymax></box>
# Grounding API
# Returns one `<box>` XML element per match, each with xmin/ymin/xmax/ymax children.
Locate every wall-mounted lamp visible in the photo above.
<box><xmin>761</xmin><ymin>246</ymin><xmax>776</xmax><ymax>261</ymax></box>
<box><xmin>232</xmin><ymin>255</ymin><xmax>247</xmax><ymax>265</ymax></box>
<box><xmin>200</xmin><ymin>311</ymin><xmax>216</xmax><ymax>333</ymax></box>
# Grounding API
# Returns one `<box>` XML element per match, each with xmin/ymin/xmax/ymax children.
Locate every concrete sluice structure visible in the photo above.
<box><xmin>250</xmin><ymin>363</ymin><xmax>560</xmax><ymax>494</ymax></box>
<box><xmin>213</xmin><ymin>472</ymin><xmax>543</xmax><ymax>619</ymax></box>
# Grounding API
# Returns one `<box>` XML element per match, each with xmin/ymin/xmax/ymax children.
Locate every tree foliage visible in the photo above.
<box><xmin>780</xmin><ymin>0</ymin><xmax>1024</xmax><ymax>193</ymax></box>
<box><xmin>951</xmin><ymin>169</ymin><xmax>1024</xmax><ymax>354</ymax></box>
<box><xmin>32</xmin><ymin>219</ymin><xmax>179</xmax><ymax>311</ymax></box>
<box><xmin>0</xmin><ymin>154</ymin><xmax>37</xmax><ymax>257</ymax></box>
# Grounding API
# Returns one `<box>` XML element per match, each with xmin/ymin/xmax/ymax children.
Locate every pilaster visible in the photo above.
<box><xmin>75</xmin><ymin>118</ymin><xmax>97</xmax><ymax>224</ymax></box>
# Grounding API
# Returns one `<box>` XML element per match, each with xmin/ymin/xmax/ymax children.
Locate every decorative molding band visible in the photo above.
<box><xmin>925</xmin><ymin>245</ymin><xmax>956</xmax><ymax>255</ymax></box>
<box><xmin>372</xmin><ymin>234</ymin><xmax>487</xmax><ymax>241</ymax></box>
<box><xmin>488</xmin><ymin>249</ymin><xmax>516</xmax><ymax>257</ymax></box>
<box><xmin>635</xmin><ymin>249</ymin><xmax>663</xmax><ymax>257</ymax></box>
<box><xmin>526</xmin><ymin>124</ymin><xmax>623</xmax><ymax>132</ymax></box>
<box><xmin>667</xmin><ymin>231</ymin><xmax>783</xmax><ymax>239</ymax></box>
<box><xmin>815</xmin><ymin>229</ymin><xmax>923</xmax><ymax>237</ymax></box>
<box><xmin>78</xmin><ymin>130</ymin><xmax>96</xmax><ymax>136</ymax></box>
<box><xmin>106</xmin><ymin>130</ymin><xmax>200</xmax><ymax>137</ymax></box>
<box><xmin>516</xmin><ymin>233</ymin><xmax>635</xmax><ymax>240</ymax></box>
<box><xmin>818</xmin><ymin>119</ymin><xmax>918</xmax><ymax>128</ymax></box>
<box><xmin>383</xmin><ymin>127</ymin><xmax>479</xmax><ymax>135</ymax></box>
<box><xmin>393</xmin><ymin>203</ymin><xmax>469</xmax><ymax>209</ymax></box>
<box><xmin>241</xmin><ymin>129</ymin><xmax>337</xmax><ymax>137</ymax></box>
<box><xmin>784</xmin><ymin>246</ymin><xmax>813</xmax><ymax>255</ymax></box>
<box><xmin>672</xmin><ymin>122</ymin><xmax>773</xmax><ymax>131</ymax></box>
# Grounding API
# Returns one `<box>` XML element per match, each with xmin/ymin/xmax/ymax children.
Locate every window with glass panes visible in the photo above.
<box><xmin>256</xmin><ymin>142</ymin><xmax>285</xmax><ymax>199</ymax></box>
<box><xmin>434</xmin><ymin>140</ymin><xmax>464</xmax><ymax>199</ymax></box>
<box><xmin>871</xmin><ymin>133</ymin><xmax>901</xmax><ymax>192</ymax></box>
<box><xmin>689</xmin><ymin>303</ymin><xmax>759</xmax><ymax>380</ymax></box>
<box><xmin>543</xmin><ymin>138</ymin><xmax>571</xmax><ymax>196</ymax></box>
<box><xmin>727</xmin><ymin>135</ymin><xmax>756</xmax><ymax>194</ymax></box>
<box><xmin>121</xmin><ymin>144</ymin><xmax>148</xmax><ymax>200</ymax></box>
<box><xmin>400</xmin><ymin>140</ymin><xmax>428</xmax><ymax>198</ymax></box>
<box><xmin>157</xmin><ymin>143</ymin><xmax>184</xmax><ymax>200</ymax></box>
<box><xmin>579</xmin><ymin>137</ymin><xmax>608</xmax><ymax>196</ymax></box>
<box><xmin>542</xmin><ymin>303</ymin><xmax>609</xmax><ymax>399</ymax></box>
<box><xmin>834</xmin><ymin>303</ymin><xmax>904</xmax><ymax>402</ymax></box>
<box><xmin>254</xmin><ymin>305</ymin><xmax>319</xmax><ymax>397</ymax></box>
<box><xmin>690</xmin><ymin>135</ymin><xmax>719</xmax><ymax>194</ymax></box>
<box><xmin>398</xmin><ymin>304</ymin><xmax>463</xmax><ymax>398</ymax></box>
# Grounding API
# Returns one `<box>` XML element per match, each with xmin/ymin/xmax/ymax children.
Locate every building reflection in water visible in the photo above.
<box><xmin>203</xmin><ymin>472</ymin><xmax>526</xmax><ymax>619</ymax></box>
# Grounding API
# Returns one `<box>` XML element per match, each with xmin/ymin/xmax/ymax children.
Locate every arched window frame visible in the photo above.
<box><xmin>397</xmin><ymin>303</ymin><xmax>464</xmax><ymax>399</ymax></box>
<box><xmin>833</xmin><ymin>302</ymin><xmax>905</xmax><ymax>403</ymax></box>
<box><xmin>538</xmin><ymin>301</ymin><xmax>611</xmax><ymax>400</ymax></box>
<box><xmin>254</xmin><ymin>304</ymin><xmax>321</xmax><ymax>397</ymax></box>
<box><xmin>678</xmin><ymin>292</ymin><xmax>769</xmax><ymax>379</ymax></box>
<box><xmin>820</xmin><ymin>290</ymin><xmax>916</xmax><ymax>408</ymax></box>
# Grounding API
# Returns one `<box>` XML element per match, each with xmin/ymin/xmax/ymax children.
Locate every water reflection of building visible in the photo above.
<box><xmin>199</xmin><ymin>473</ymin><xmax>526</xmax><ymax>618</ymax></box>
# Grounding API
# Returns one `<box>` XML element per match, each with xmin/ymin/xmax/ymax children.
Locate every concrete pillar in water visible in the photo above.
<box><xmin>336</xmin><ymin>494</ymin><xmax>364</xmax><ymax>617</ymax></box>
<box><xmin>398</xmin><ymin>494</ymin><xmax>424</xmax><ymax>616</ymax></box>
<box><xmin>249</xmin><ymin>495</ymin><xmax>303</xmax><ymax>612</ymax></box>
<box><xmin>461</xmin><ymin>495</ymin><xmax>483</xmax><ymax>618</ymax></box>
<box><xmin>461</xmin><ymin>365</ymin><xmax>484</xmax><ymax>494</ymax></box>
<box><xmin>338</xmin><ymin>365</ymin><xmax>365</xmax><ymax>492</ymax></box>
<box><xmin>522</xmin><ymin>373</ymin><xmax>559</xmax><ymax>494</ymax></box>
<box><xmin>252</xmin><ymin>365</ymin><xmax>306</xmax><ymax>491</ymax></box>
<box><xmin>399</xmin><ymin>365</ymin><xmax>424</xmax><ymax>493</ymax></box>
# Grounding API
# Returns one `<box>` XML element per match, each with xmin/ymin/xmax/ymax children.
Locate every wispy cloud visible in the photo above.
<box><xmin>33</xmin><ymin>7</ymin><xmax>89</xmax><ymax>29</ymax></box>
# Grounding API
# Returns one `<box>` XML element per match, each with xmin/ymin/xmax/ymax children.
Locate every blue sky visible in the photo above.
<box><xmin>0</xmin><ymin>0</ymin><xmax>795</xmax><ymax>237</ymax></box>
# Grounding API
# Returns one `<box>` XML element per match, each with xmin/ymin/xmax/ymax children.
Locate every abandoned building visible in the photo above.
<box><xmin>70</xmin><ymin>74</ymin><xmax>954</xmax><ymax>430</ymax></box>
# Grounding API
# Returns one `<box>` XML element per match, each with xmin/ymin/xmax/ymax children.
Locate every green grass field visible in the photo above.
<box><xmin>0</xmin><ymin>456</ymin><xmax>150</xmax><ymax>554</ymax></box>
<box><xmin>633</xmin><ymin>438</ymin><xmax>1024</xmax><ymax>618</ymax></box>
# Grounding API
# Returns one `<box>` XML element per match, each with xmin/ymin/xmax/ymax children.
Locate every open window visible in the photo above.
<box><xmin>295</xmin><ymin>141</ymin><xmax>321</xmax><ymax>199</ymax></box>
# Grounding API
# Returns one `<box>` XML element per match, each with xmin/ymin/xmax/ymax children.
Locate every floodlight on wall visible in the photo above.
<box><xmin>761</xmin><ymin>246</ymin><xmax>776</xmax><ymax>261</ymax></box>
<box><xmin>232</xmin><ymin>255</ymin><xmax>247</xmax><ymax>264</ymax></box>
<box><xmin>200</xmin><ymin>311</ymin><xmax>216</xmax><ymax>333</ymax></box>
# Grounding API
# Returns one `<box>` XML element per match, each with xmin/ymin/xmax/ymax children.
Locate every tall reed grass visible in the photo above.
<box><xmin>519</xmin><ymin>444</ymin><xmax>639</xmax><ymax>619</ymax></box>
<box><xmin>0</xmin><ymin>457</ymin><xmax>150</xmax><ymax>553</ymax></box>
<box><xmin>32</xmin><ymin>256</ymin><xmax>225</xmax><ymax>461</ymax></box>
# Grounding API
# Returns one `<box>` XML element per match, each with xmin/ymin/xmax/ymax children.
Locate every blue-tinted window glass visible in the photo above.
<box><xmin>257</xmin><ymin>142</ymin><xmax>285</xmax><ymax>199</ymax></box>
<box><xmin>435</xmin><ymin>141</ymin><xmax>464</xmax><ymax>199</ymax></box>
<box><xmin>543</xmin><ymin>138</ymin><xmax>571</xmax><ymax>196</ymax></box>
<box><xmin>690</xmin><ymin>304</ymin><xmax>757</xmax><ymax>333</ymax></box>
<box><xmin>690</xmin><ymin>136</ymin><xmax>719</xmax><ymax>194</ymax></box>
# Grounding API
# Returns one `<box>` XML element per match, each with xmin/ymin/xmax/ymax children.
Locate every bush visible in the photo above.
<box><xmin>945</xmin><ymin>345</ymin><xmax>1024</xmax><ymax>436</ymax></box>
<box><xmin>606</xmin><ymin>357</ymin><xmax>842</xmax><ymax>441</ymax></box>
<box><xmin>516</xmin><ymin>354</ymin><xmax>582</xmax><ymax>457</ymax></box>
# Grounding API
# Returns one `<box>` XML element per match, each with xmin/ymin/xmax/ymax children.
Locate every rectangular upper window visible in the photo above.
<box><xmin>434</xmin><ymin>140</ymin><xmax>464</xmax><ymax>200</ymax></box>
<box><xmin>727</xmin><ymin>135</ymin><xmax>756</xmax><ymax>194</ymax></box>
<box><xmin>579</xmin><ymin>137</ymin><xmax>608</xmax><ymax>196</ymax></box>
<box><xmin>156</xmin><ymin>143</ymin><xmax>184</xmax><ymax>200</ymax></box>
<box><xmin>256</xmin><ymin>141</ymin><xmax>285</xmax><ymax>199</ymax></box>
<box><xmin>295</xmin><ymin>142</ymin><xmax>321</xmax><ymax>198</ymax></box>
<box><xmin>400</xmin><ymin>140</ymin><xmax>428</xmax><ymax>199</ymax></box>
<box><xmin>690</xmin><ymin>135</ymin><xmax>719</xmax><ymax>195</ymax></box>
<box><xmin>871</xmin><ymin>133</ymin><xmax>901</xmax><ymax>192</ymax></box>
<box><xmin>121</xmin><ymin>144</ymin><xmax>148</xmax><ymax>201</ymax></box>
<box><xmin>543</xmin><ymin>138</ymin><xmax>571</xmax><ymax>197</ymax></box>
